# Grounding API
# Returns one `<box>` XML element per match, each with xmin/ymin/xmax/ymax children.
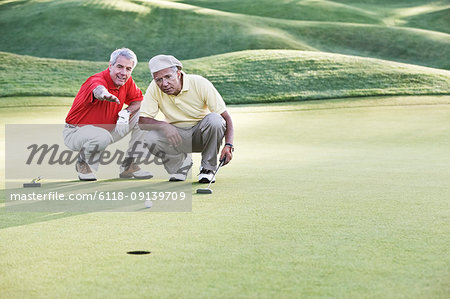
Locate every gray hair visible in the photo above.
<box><xmin>110</xmin><ymin>48</ymin><xmax>138</xmax><ymax>69</ymax></box>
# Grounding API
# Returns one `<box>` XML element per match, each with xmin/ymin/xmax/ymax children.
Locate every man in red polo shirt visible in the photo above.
<box><xmin>64</xmin><ymin>48</ymin><xmax>152</xmax><ymax>181</ymax></box>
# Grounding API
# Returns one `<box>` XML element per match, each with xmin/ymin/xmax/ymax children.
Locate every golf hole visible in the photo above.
<box><xmin>127</xmin><ymin>251</ymin><xmax>151</xmax><ymax>255</ymax></box>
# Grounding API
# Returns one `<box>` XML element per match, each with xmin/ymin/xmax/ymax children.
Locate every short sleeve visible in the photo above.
<box><xmin>124</xmin><ymin>77</ymin><xmax>143</xmax><ymax>105</ymax></box>
<box><xmin>140</xmin><ymin>81</ymin><xmax>160</xmax><ymax>118</ymax></box>
<box><xmin>203</xmin><ymin>78</ymin><xmax>226</xmax><ymax>114</ymax></box>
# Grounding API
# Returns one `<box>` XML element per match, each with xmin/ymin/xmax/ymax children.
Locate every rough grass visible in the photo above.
<box><xmin>1</xmin><ymin>0</ymin><xmax>449</xmax><ymax>69</ymax></box>
<box><xmin>178</xmin><ymin>0</ymin><xmax>450</xmax><ymax>34</ymax></box>
<box><xmin>403</xmin><ymin>7</ymin><xmax>450</xmax><ymax>34</ymax></box>
<box><xmin>186</xmin><ymin>50</ymin><xmax>450</xmax><ymax>104</ymax></box>
<box><xmin>176</xmin><ymin>0</ymin><xmax>384</xmax><ymax>23</ymax></box>
<box><xmin>1</xmin><ymin>50</ymin><xmax>449</xmax><ymax>104</ymax></box>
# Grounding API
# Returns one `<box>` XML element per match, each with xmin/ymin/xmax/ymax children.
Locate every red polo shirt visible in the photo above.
<box><xmin>65</xmin><ymin>68</ymin><xmax>143</xmax><ymax>126</ymax></box>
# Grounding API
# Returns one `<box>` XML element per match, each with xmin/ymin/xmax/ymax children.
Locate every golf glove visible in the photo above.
<box><xmin>115</xmin><ymin>109</ymin><xmax>130</xmax><ymax>138</ymax></box>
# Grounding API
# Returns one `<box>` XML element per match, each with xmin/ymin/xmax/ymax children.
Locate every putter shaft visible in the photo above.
<box><xmin>205</xmin><ymin>159</ymin><xmax>225</xmax><ymax>189</ymax></box>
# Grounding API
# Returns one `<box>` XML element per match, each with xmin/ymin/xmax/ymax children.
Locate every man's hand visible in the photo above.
<box><xmin>115</xmin><ymin>109</ymin><xmax>130</xmax><ymax>138</ymax></box>
<box><xmin>93</xmin><ymin>85</ymin><xmax>120</xmax><ymax>104</ymax></box>
<box><xmin>220</xmin><ymin>111</ymin><xmax>234</xmax><ymax>166</ymax></box>
<box><xmin>220</xmin><ymin>144</ymin><xmax>233</xmax><ymax>165</ymax></box>
<box><xmin>139</xmin><ymin>117</ymin><xmax>182</xmax><ymax>147</ymax></box>
<box><xmin>162</xmin><ymin>123</ymin><xmax>182</xmax><ymax>147</ymax></box>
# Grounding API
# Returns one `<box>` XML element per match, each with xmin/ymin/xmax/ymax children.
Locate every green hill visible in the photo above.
<box><xmin>178</xmin><ymin>0</ymin><xmax>449</xmax><ymax>33</ymax></box>
<box><xmin>187</xmin><ymin>50</ymin><xmax>450</xmax><ymax>103</ymax></box>
<box><xmin>2</xmin><ymin>50</ymin><xmax>449</xmax><ymax>104</ymax></box>
<box><xmin>176</xmin><ymin>0</ymin><xmax>383</xmax><ymax>24</ymax></box>
<box><xmin>1</xmin><ymin>0</ymin><xmax>449</xmax><ymax>103</ymax></box>
<box><xmin>403</xmin><ymin>7</ymin><xmax>450</xmax><ymax>34</ymax></box>
<box><xmin>1</xmin><ymin>0</ymin><xmax>449</xmax><ymax>69</ymax></box>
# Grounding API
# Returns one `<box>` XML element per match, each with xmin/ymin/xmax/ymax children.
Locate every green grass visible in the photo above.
<box><xmin>177</xmin><ymin>0</ymin><xmax>384</xmax><ymax>23</ymax></box>
<box><xmin>187</xmin><ymin>50</ymin><xmax>450</xmax><ymax>103</ymax></box>
<box><xmin>1</xmin><ymin>0</ymin><xmax>450</xmax><ymax>297</ymax></box>
<box><xmin>403</xmin><ymin>7</ymin><xmax>450</xmax><ymax>34</ymax></box>
<box><xmin>1</xmin><ymin>96</ymin><xmax>449</xmax><ymax>297</ymax></box>
<box><xmin>0</xmin><ymin>0</ymin><xmax>312</xmax><ymax>61</ymax></box>
<box><xmin>1</xmin><ymin>50</ymin><xmax>450</xmax><ymax>103</ymax></box>
<box><xmin>1</xmin><ymin>0</ymin><xmax>449</xmax><ymax>69</ymax></box>
<box><xmin>178</xmin><ymin>0</ymin><xmax>450</xmax><ymax>34</ymax></box>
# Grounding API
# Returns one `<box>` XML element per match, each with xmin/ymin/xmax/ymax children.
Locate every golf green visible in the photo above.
<box><xmin>0</xmin><ymin>96</ymin><xmax>449</xmax><ymax>297</ymax></box>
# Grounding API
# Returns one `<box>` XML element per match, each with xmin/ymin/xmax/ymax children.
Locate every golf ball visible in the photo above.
<box><xmin>145</xmin><ymin>200</ymin><xmax>152</xmax><ymax>208</ymax></box>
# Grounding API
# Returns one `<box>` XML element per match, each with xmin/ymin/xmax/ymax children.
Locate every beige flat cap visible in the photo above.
<box><xmin>148</xmin><ymin>55</ymin><xmax>183</xmax><ymax>74</ymax></box>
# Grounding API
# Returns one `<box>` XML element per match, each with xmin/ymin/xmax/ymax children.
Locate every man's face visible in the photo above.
<box><xmin>153</xmin><ymin>67</ymin><xmax>182</xmax><ymax>95</ymax></box>
<box><xmin>109</xmin><ymin>56</ymin><xmax>134</xmax><ymax>87</ymax></box>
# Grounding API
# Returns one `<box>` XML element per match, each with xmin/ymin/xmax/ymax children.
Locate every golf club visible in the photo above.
<box><xmin>196</xmin><ymin>158</ymin><xmax>225</xmax><ymax>194</ymax></box>
<box><xmin>23</xmin><ymin>176</ymin><xmax>42</xmax><ymax>188</ymax></box>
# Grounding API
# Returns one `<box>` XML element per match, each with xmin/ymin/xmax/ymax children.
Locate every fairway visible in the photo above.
<box><xmin>1</xmin><ymin>96</ymin><xmax>449</xmax><ymax>297</ymax></box>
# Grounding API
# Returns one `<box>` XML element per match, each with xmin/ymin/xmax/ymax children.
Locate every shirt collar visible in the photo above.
<box><xmin>179</xmin><ymin>71</ymin><xmax>189</xmax><ymax>94</ymax></box>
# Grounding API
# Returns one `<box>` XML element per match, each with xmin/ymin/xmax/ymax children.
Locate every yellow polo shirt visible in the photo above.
<box><xmin>141</xmin><ymin>72</ymin><xmax>227</xmax><ymax>127</ymax></box>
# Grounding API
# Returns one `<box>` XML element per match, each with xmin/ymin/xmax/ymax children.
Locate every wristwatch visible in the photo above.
<box><xmin>225</xmin><ymin>143</ymin><xmax>234</xmax><ymax>152</ymax></box>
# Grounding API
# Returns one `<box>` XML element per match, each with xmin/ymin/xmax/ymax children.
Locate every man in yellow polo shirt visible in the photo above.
<box><xmin>139</xmin><ymin>55</ymin><xmax>234</xmax><ymax>183</ymax></box>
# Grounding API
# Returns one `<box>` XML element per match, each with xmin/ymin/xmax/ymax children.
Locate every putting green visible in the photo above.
<box><xmin>0</xmin><ymin>96</ymin><xmax>449</xmax><ymax>297</ymax></box>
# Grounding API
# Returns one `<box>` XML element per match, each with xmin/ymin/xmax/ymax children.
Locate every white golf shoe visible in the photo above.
<box><xmin>198</xmin><ymin>167</ymin><xmax>215</xmax><ymax>184</ymax></box>
<box><xmin>169</xmin><ymin>155</ymin><xmax>193</xmax><ymax>181</ymax></box>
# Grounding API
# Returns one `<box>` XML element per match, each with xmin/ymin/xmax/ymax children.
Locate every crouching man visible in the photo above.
<box><xmin>63</xmin><ymin>48</ymin><xmax>152</xmax><ymax>181</ymax></box>
<box><xmin>139</xmin><ymin>55</ymin><xmax>234</xmax><ymax>183</ymax></box>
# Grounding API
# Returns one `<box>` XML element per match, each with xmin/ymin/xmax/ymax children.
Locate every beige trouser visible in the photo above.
<box><xmin>63</xmin><ymin>112</ymin><xmax>146</xmax><ymax>171</ymax></box>
<box><xmin>143</xmin><ymin>113</ymin><xmax>226</xmax><ymax>174</ymax></box>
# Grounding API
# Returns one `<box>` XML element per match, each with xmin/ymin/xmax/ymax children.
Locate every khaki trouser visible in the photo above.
<box><xmin>143</xmin><ymin>113</ymin><xmax>226</xmax><ymax>174</ymax></box>
<box><xmin>63</xmin><ymin>112</ymin><xmax>146</xmax><ymax>171</ymax></box>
